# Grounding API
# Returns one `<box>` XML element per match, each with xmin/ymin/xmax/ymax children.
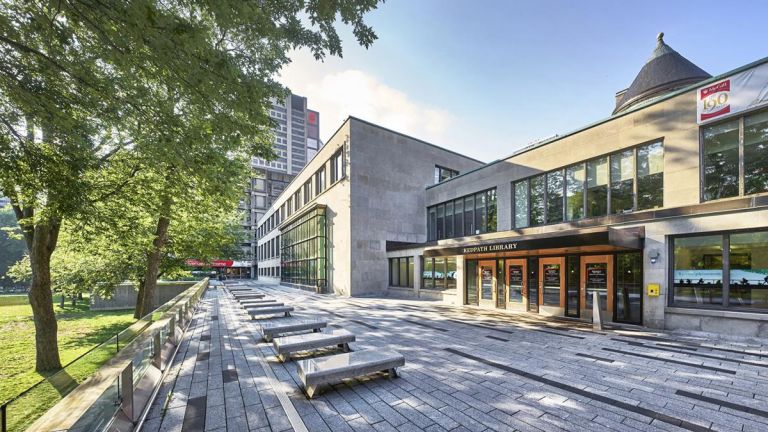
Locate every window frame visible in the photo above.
<box><xmin>427</xmin><ymin>188</ymin><xmax>497</xmax><ymax>241</ymax></box>
<box><xmin>669</xmin><ymin>228</ymin><xmax>768</xmax><ymax>313</ymax></box>
<box><xmin>389</xmin><ymin>257</ymin><xmax>413</xmax><ymax>288</ymax></box>
<box><xmin>331</xmin><ymin>148</ymin><xmax>345</xmax><ymax>184</ymax></box>
<box><xmin>512</xmin><ymin>140</ymin><xmax>664</xmax><ymax>228</ymax></box>
<box><xmin>700</xmin><ymin>108</ymin><xmax>768</xmax><ymax>203</ymax></box>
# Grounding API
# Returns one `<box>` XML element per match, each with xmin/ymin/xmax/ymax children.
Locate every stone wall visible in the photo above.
<box><xmin>90</xmin><ymin>281</ymin><xmax>196</xmax><ymax>311</ymax></box>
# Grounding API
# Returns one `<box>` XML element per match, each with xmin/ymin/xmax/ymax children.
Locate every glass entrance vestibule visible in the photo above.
<box><xmin>464</xmin><ymin>252</ymin><xmax>643</xmax><ymax>325</ymax></box>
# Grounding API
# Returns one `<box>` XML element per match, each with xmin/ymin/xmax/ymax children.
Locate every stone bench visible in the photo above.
<box><xmin>259</xmin><ymin>319</ymin><xmax>328</xmax><ymax>342</ymax></box>
<box><xmin>238</xmin><ymin>299</ymin><xmax>277</xmax><ymax>307</ymax></box>
<box><xmin>247</xmin><ymin>305</ymin><xmax>293</xmax><ymax>319</ymax></box>
<box><xmin>274</xmin><ymin>329</ymin><xmax>355</xmax><ymax>362</ymax></box>
<box><xmin>296</xmin><ymin>349</ymin><xmax>405</xmax><ymax>398</ymax></box>
<box><xmin>244</xmin><ymin>301</ymin><xmax>284</xmax><ymax>309</ymax></box>
<box><xmin>232</xmin><ymin>293</ymin><xmax>265</xmax><ymax>300</ymax></box>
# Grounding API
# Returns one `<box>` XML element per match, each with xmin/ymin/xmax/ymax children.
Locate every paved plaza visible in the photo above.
<box><xmin>141</xmin><ymin>282</ymin><xmax>768</xmax><ymax>432</ymax></box>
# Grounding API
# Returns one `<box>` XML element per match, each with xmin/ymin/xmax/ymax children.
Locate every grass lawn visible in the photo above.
<box><xmin>0</xmin><ymin>294</ymin><xmax>136</xmax><ymax>431</ymax></box>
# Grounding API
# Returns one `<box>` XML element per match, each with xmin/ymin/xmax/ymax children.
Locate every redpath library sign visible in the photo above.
<box><xmin>697</xmin><ymin>61</ymin><xmax>768</xmax><ymax>124</ymax></box>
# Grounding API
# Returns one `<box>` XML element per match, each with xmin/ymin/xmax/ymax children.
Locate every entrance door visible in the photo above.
<box><xmin>539</xmin><ymin>257</ymin><xmax>566</xmax><ymax>315</ymax></box>
<box><xmin>478</xmin><ymin>260</ymin><xmax>496</xmax><ymax>308</ymax></box>
<box><xmin>506</xmin><ymin>259</ymin><xmax>526</xmax><ymax>310</ymax></box>
<box><xmin>615</xmin><ymin>252</ymin><xmax>642</xmax><ymax>325</ymax></box>
<box><xmin>581</xmin><ymin>255</ymin><xmax>613</xmax><ymax>320</ymax></box>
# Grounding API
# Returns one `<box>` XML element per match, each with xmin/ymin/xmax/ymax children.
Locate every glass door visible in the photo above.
<box><xmin>506</xmin><ymin>259</ymin><xmax>526</xmax><ymax>309</ymax></box>
<box><xmin>565</xmin><ymin>256</ymin><xmax>580</xmax><ymax>317</ymax></box>
<box><xmin>581</xmin><ymin>255</ymin><xmax>613</xmax><ymax>320</ymax></box>
<box><xmin>478</xmin><ymin>260</ymin><xmax>496</xmax><ymax>308</ymax></box>
<box><xmin>539</xmin><ymin>257</ymin><xmax>566</xmax><ymax>314</ymax></box>
<box><xmin>527</xmin><ymin>258</ymin><xmax>539</xmax><ymax>312</ymax></box>
<box><xmin>615</xmin><ymin>252</ymin><xmax>642</xmax><ymax>324</ymax></box>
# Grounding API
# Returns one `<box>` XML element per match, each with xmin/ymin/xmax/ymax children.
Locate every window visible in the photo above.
<box><xmin>744</xmin><ymin>111</ymin><xmax>768</xmax><ymax>195</ymax></box>
<box><xmin>254</xmin><ymin>195</ymin><xmax>267</xmax><ymax>209</ymax></box>
<box><xmin>546</xmin><ymin>170</ymin><xmax>564</xmax><ymax>223</ymax></box>
<box><xmin>587</xmin><ymin>157</ymin><xmax>608</xmax><ymax>217</ymax></box>
<box><xmin>253</xmin><ymin>178</ymin><xmax>266</xmax><ymax>192</ymax></box>
<box><xmin>565</xmin><ymin>163</ymin><xmax>585</xmax><ymax>221</ymax></box>
<box><xmin>331</xmin><ymin>149</ymin><xmax>344</xmax><ymax>183</ymax></box>
<box><xmin>389</xmin><ymin>257</ymin><xmax>413</xmax><ymax>288</ymax></box>
<box><xmin>303</xmin><ymin>181</ymin><xmax>311</xmax><ymax>205</ymax></box>
<box><xmin>422</xmin><ymin>257</ymin><xmax>456</xmax><ymax>290</ymax></box>
<box><xmin>315</xmin><ymin>167</ymin><xmax>326</xmax><ymax>195</ymax></box>
<box><xmin>610</xmin><ymin>150</ymin><xmax>634</xmax><ymax>214</ymax></box>
<box><xmin>280</xmin><ymin>207</ymin><xmax>327</xmax><ymax>290</ymax></box>
<box><xmin>530</xmin><ymin>175</ymin><xmax>545</xmax><ymax>226</ymax></box>
<box><xmin>434</xmin><ymin>166</ymin><xmax>459</xmax><ymax>184</ymax></box>
<box><xmin>702</xmin><ymin>120</ymin><xmax>739</xmax><ymax>201</ymax></box>
<box><xmin>427</xmin><ymin>189</ymin><xmax>497</xmax><ymax>240</ymax></box>
<box><xmin>514</xmin><ymin>180</ymin><xmax>529</xmax><ymax>228</ymax></box>
<box><xmin>637</xmin><ymin>141</ymin><xmax>664</xmax><ymax>209</ymax></box>
<box><xmin>293</xmin><ymin>191</ymin><xmax>301</xmax><ymax>212</ymax></box>
<box><xmin>671</xmin><ymin>231</ymin><xmax>768</xmax><ymax>311</ymax></box>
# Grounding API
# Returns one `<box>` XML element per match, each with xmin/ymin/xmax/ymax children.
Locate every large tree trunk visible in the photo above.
<box><xmin>133</xmin><ymin>279</ymin><xmax>146</xmax><ymax>319</ymax></box>
<box><xmin>27</xmin><ymin>221</ymin><xmax>63</xmax><ymax>372</ymax></box>
<box><xmin>136</xmin><ymin>205</ymin><xmax>171</xmax><ymax>318</ymax></box>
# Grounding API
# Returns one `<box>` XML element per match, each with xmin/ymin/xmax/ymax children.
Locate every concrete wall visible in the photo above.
<box><xmin>90</xmin><ymin>281</ymin><xmax>195</xmax><ymax>311</ymax></box>
<box><xmin>349</xmin><ymin>119</ymin><xmax>485</xmax><ymax>296</ymax></box>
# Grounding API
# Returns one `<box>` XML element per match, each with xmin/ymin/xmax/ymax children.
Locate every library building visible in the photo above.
<box><xmin>258</xmin><ymin>34</ymin><xmax>768</xmax><ymax>337</ymax></box>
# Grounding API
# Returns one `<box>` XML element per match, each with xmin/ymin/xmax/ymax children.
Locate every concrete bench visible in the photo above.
<box><xmin>247</xmin><ymin>306</ymin><xmax>293</xmax><ymax>319</ymax></box>
<box><xmin>232</xmin><ymin>293</ymin><xmax>265</xmax><ymax>300</ymax></box>
<box><xmin>243</xmin><ymin>301</ymin><xmax>284</xmax><ymax>309</ymax></box>
<box><xmin>259</xmin><ymin>319</ymin><xmax>328</xmax><ymax>342</ymax></box>
<box><xmin>238</xmin><ymin>299</ymin><xmax>277</xmax><ymax>307</ymax></box>
<box><xmin>274</xmin><ymin>329</ymin><xmax>355</xmax><ymax>362</ymax></box>
<box><xmin>296</xmin><ymin>349</ymin><xmax>405</xmax><ymax>398</ymax></box>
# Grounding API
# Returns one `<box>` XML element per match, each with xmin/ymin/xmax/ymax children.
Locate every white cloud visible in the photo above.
<box><xmin>280</xmin><ymin>66</ymin><xmax>455</xmax><ymax>148</ymax></box>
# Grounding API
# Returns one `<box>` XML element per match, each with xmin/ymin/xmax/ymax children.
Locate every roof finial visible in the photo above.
<box><xmin>657</xmin><ymin>32</ymin><xmax>665</xmax><ymax>44</ymax></box>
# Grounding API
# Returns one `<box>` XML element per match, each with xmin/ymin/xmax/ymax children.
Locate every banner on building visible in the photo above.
<box><xmin>697</xmin><ymin>61</ymin><xmax>768</xmax><ymax>124</ymax></box>
<box><xmin>185</xmin><ymin>259</ymin><xmax>252</xmax><ymax>268</ymax></box>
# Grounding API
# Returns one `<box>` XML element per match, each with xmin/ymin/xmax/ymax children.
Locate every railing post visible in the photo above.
<box><xmin>116</xmin><ymin>332</ymin><xmax>120</xmax><ymax>352</ymax></box>
<box><xmin>2</xmin><ymin>402</ymin><xmax>7</xmax><ymax>432</ymax></box>
<box><xmin>152</xmin><ymin>332</ymin><xmax>162</xmax><ymax>370</ymax></box>
<box><xmin>120</xmin><ymin>364</ymin><xmax>134</xmax><ymax>422</ymax></box>
<box><xmin>169</xmin><ymin>316</ymin><xmax>175</xmax><ymax>342</ymax></box>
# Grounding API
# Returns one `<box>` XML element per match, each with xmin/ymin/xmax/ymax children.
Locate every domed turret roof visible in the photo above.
<box><xmin>613</xmin><ymin>33</ymin><xmax>711</xmax><ymax>114</ymax></box>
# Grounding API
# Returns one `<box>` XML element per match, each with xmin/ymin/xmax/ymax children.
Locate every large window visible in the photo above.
<box><xmin>422</xmin><ymin>256</ymin><xmax>457</xmax><ymax>290</ymax></box>
<box><xmin>672</xmin><ymin>230</ymin><xmax>768</xmax><ymax>311</ymax></box>
<box><xmin>513</xmin><ymin>141</ymin><xmax>664</xmax><ymax>228</ymax></box>
<box><xmin>315</xmin><ymin>166</ymin><xmax>326</xmax><ymax>195</ymax></box>
<box><xmin>281</xmin><ymin>206</ymin><xmax>327</xmax><ymax>290</ymax></box>
<box><xmin>434</xmin><ymin>166</ymin><xmax>459</xmax><ymax>184</ymax></box>
<box><xmin>303</xmin><ymin>180</ymin><xmax>312</xmax><ymax>205</ymax></box>
<box><xmin>702</xmin><ymin>110</ymin><xmax>768</xmax><ymax>201</ymax></box>
<box><xmin>331</xmin><ymin>148</ymin><xmax>345</xmax><ymax>183</ymax></box>
<box><xmin>389</xmin><ymin>257</ymin><xmax>414</xmax><ymax>288</ymax></box>
<box><xmin>427</xmin><ymin>189</ymin><xmax>497</xmax><ymax>241</ymax></box>
<box><xmin>546</xmin><ymin>170</ymin><xmax>564</xmax><ymax>223</ymax></box>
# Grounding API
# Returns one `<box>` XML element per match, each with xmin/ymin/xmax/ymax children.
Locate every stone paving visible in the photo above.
<box><xmin>141</xmin><ymin>281</ymin><xmax>768</xmax><ymax>432</ymax></box>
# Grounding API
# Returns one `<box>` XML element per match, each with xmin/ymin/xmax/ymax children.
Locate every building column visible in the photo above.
<box><xmin>456</xmin><ymin>255</ymin><xmax>466</xmax><ymax>306</ymax></box>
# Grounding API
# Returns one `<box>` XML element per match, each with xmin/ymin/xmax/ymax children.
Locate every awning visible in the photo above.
<box><xmin>423</xmin><ymin>226</ymin><xmax>644</xmax><ymax>258</ymax></box>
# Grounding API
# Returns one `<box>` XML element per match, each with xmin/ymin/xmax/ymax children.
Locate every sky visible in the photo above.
<box><xmin>279</xmin><ymin>0</ymin><xmax>768</xmax><ymax>163</ymax></box>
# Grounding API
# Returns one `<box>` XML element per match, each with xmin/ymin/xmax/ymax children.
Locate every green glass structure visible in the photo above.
<box><xmin>280</xmin><ymin>205</ymin><xmax>327</xmax><ymax>291</ymax></box>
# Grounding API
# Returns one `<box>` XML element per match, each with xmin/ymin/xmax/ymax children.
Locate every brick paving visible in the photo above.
<box><xmin>142</xmin><ymin>282</ymin><xmax>768</xmax><ymax>432</ymax></box>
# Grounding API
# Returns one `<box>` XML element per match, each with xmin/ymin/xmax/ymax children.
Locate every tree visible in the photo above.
<box><xmin>0</xmin><ymin>0</ymin><xmax>381</xmax><ymax>371</ymax></box>
<box><xmin>0</xmin><ymin>207</ymin><xmax>26</xmax><ymax>289</ymax></box>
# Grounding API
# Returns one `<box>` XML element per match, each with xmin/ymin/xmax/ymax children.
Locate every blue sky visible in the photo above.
<box><xmin>280</xmin><ymin>0</ymin><xmax>768</xmax><ymax>162</ymax></box>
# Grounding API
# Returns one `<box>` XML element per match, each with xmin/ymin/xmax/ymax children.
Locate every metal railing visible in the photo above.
<box><xmin>1</xmin><ymin>278</ymin><xmax>209</xmax><ymax>432</ymax></box>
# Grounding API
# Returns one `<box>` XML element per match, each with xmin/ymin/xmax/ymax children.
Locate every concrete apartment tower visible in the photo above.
<box><xmin>239</xmin><ymin>94</ymin><xmax>320</xmax><ymax>277</ymax></box>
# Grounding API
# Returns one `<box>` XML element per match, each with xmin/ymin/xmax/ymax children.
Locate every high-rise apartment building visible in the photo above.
<box><xmin>239</xmin><ymin>94</ymin><xmax>320</xmax><ymax>277</ymax></box>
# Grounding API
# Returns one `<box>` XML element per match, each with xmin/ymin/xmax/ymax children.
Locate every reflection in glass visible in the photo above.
<box><xmin>475</xmin><ymin>192</ymin><xmax>487</xmax><ymax>234</ymax></box>
<box><xmin>514</xmin><ymin>180</ymin><xmax>529</xmax><ymax>228</ymax></box>
<box><xmin>530</xmin><ymin>175</ymin><xmax>546</xmax><ymax>226</ymax></box>
<box><xmin>486</xmin><ymin>189</ymin><xmax>497</xmax><ymax>233</ymax></box>
<box><xmin>637</xmin><ymin>142</ymin><xmax>664</xmax><ymax>210</ymax></box>
<box><xmin>673</xmin><ymin>235</ymin><xmax>723</xmax><ymax>306</ymax></box>
<box><xmin>745</xmin><ymin>111</ymin><xmax>768</xmax><ymax>195</ymax></box>
<box><xmin>729</xmin><ymin>232</ymin><xmax>768</xmax><ymax>309</ymax></box>
<box><xmin>566</xmin><ymin>164</ymin><xmax>585</xmax><ymax>221</ymax></box>
<box><xmin>445</xmin><ymin>202</ymin><xmax>454</xmax><ymax>238</ymax></box>
<box><xmin>610</xmin><ymin>150</ymin><xmax>635</xmax><ymax>214</ymax></box>
<box><xmin>465</xmin><ymin>260</ymin><xmax>478</xmax><ymax>305</ymax></box>
<box><xmin>480</xmin><ymin>265</ymin><xmax>494</xmax><ymax>300</ymax></box>
<box><xmin>399</xmin><ymin>258</ymin><xmax>408</xmax><ymax>288</ymax></box>
<box><xmin>546</xmin><ymin>170</ymin><xmax>564</xmax><ymax>224</ymax></box>
<box><xmin>703</xmin><ymin>121</ymin><xmax>739</xmax><ymax>201</ymax></box>
<box><xmin>436</xmin><ymin>205</ymin><xmax>444</xmax><ymax>240</ymax></box>
<box><xmin>446</xmin><ymin>257</ymin><xmax>457</xmax><ymax>290</ymax></box>
<box><xmin>615</xmin><ymin>253</ymin><xmax>642</xmax><ymax>323</ymax></box>
<box><xmin>423</xmin><ymin>257</ymin><xmax>434</xmax><ymax>289</ymax></box>
<box><xmin>434</xmin><ymin>257</ymin><xmax>446</xmax><ymax>290</ymax></box>
<box><xmin>464</xmin><ymin>195</ymin><xmax>474</xmax><ymax>236</ymax></box>
<box><xmin>508</xmin><ymin>265</ymin><xmax>524</xmax><ymax>303</ymax></box>
<box><xmin>565</xmin><ymin>256</ymin><xmax>580</xmax><ymax>317</ymax></box>
<box><xmin>454</xmin><ymin>199</ymin><xmax>464</xmax><ymax>237</ymax></box>
<box><xmin>587</xmin><ymin>157</ymin><xmax>608</xmax><ymax>217</ymax></box>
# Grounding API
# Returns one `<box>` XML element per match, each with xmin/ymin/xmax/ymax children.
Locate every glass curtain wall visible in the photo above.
<box><xmin>427</xmin><ymin>189</ymin><xmax>497</xmax><ymax>241</ymax></box>
<box><xmin>280</xmin><ymin>206</ymin><xmax>327</xmax><ymax>290</ymax></box>
<box><xmin>422</xmin><ymin>257</ymin><xmax>457</xmax><ymax>290</ymax></box>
